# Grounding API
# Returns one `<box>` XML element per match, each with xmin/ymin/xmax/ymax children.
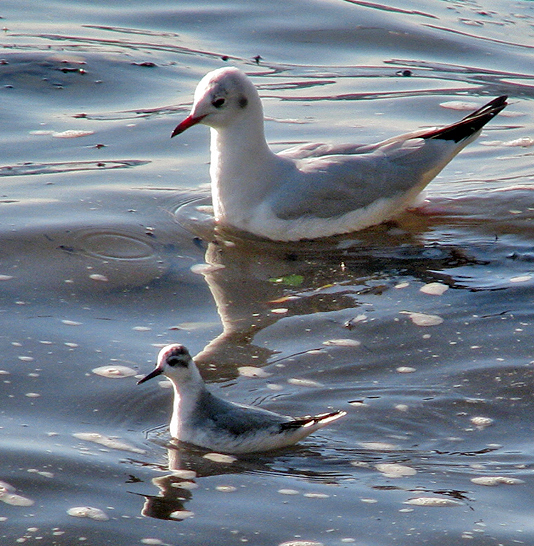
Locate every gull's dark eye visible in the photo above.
<box><xmin>212</xmin><ymin>97</ymin><xmax>226</xmax><ymax>109</ymax></box>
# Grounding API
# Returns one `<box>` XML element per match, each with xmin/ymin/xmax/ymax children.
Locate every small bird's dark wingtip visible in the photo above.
<box><xmin>280</xmin><ymin>410</ymin><xmax>346</xmax><ymax>431</ymax></box>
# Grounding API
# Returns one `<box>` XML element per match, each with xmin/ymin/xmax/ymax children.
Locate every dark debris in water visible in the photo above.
<box><xmin>0</xmin><ymin>159</ymin><xmax>149</xmax><ymax>177</ymax></box>
<box><xmin>508</xmin><ymin>251</ymin><xmax>534</xmax><ymax>262</ymax></box>
<box><xmin>0</xmin><ymin>53</ymin><xmax>92</xmax><ymax>91</ymax></box>
<box><xmin>57</xmin><ymin>66</ymin><xmax>86</xmax><ymax>74</ymax></box>
<box><xmin>432</xmin><ymin>489</ymin><xmax>471</xmax><ymax>502</ymax></box>
<box><xmin>131</xmin><ymin>61</ymin><xmax>158</xmax><ymax>67</ymax></box>
<box><xmin>433</xmin><ymin>445</ymin><xmax>501</xmax><ymax>456</ymax></box>
<box><xmin>294</xmin><ymin>241</ymin><xmax>487</xmax><ymax>288</ymax></box>
<box><xmin>74</xmin><ymin>104</ymin><xmax>185</xmax><ymax>121</ymax></box>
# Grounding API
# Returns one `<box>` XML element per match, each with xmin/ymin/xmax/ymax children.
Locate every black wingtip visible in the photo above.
<box><xmin>459</xmin><ymin>95</ymin><xmax>508</xmax><ymax>121</ymax></box>
<box><xmin>423</xmin><ymin>95</ymin><xmax>508</xmax><ymax>144</ymax></box>
<box><xmin>279</xmin><ymin>410</ymin><xmax>346</xmax><ymax>431</ymax></box>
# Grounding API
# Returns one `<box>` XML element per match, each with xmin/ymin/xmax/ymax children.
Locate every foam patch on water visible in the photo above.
<box><xmin>169</xmin><ymin>510</ymin><xmax>195</xmax><ymax>520</ymax></box>
<box><xmin>471</xmin><ymin>476</ymin><xmax>524</xmax><ymax>486</ymax></box>
<box><xmin>88</xmin><ymin>273</ymin><xmax>108</xmax><ymax>282</ymax></box>
<box><xmin>344</xmin><ymin>314</ymin><xmax>367</xmax><ymax>328</ymax></box>
<box><xmin>203</xmin><ymin>453</ymin><xmax>236</xmax><ymax>464</ymax></box>
<box><xmin>404</xmin><ymin>497</ymin><xmax>461</xmax><ymax>507</ymax></box>
<box><xmin>375</xmin><ymin>463</ymin><xmax>417</xmax><ymax>478</ymax></box>
<box><xmin>73</xmin><ymin>432</ymin><xmax>146</xmax><ymax>454</ymax></box>
<box><xmin>0</xmin><ymin>481</ymin><xmax>34</xmax><ymax>507</ymax></box>
<box><xmin>483</xmin><ymin>137</ymin><xmax>534</xmax><ymax>147</ymax></box>
<box><xmin>238</xmin><ymin>366</ymin><xmax>272</xmax><ymax>378</ymax></box>
<box><xmin>61</xmin><ymin>320</ymin><xmax>82</xmax><ymax>326</ymax></box>
<box><xmin>323</xmin><ymin>338</ymin><xmax>361</xmax><ymax>347</ymax></box>
<box><xmin>510</xmin><ymin>275</ymin><xmax>532</xmax><ymax>283</ymax></box>
<box><xmin>27</xmin><ymin>468</ymin><xmax>54</xmax><ymax>479</ymax></box>
<box><xmin>52</xmin><ymin>130</ymin><xmax>95</xmax><ymax>138</ymax></box>
<box><xmin>470</xmin><ymin>416</ymin><xmax>494</xmax><ymax>429</ymax></box>
<box><xmin>358</xmin><ymin>441</ymin><xmax>400</xmax><ymax>451</ymax></box>
<box><xmin>279</xmin><ymin>541</ymin><xmax>324</xmax><ymax>546</ymax></box>
<box><xmin>169</xmin><ymin>510</ymin><xmax>194</xmax><ymax>520</ymax></box>
<box><xmin>440</xmin><ymin>100</ymin><xmax>480</xmax><ymax>111</ymax></box>
<box><xmin>401</xmin><ymin>311</ymin><xmax>444</xmax><ymax>326</ymax></box>
<box><xmin>216</xmin><ymin>485</ymin><xmax>238</xmax><ymax>492</ymax></box>
<box><xmin>396</xmin><ymin>366</ymin><xmax>416</xmax><ymax>373</ymax></box>
<box><xmin>419</xmin><ymin>282</ymin><xmax>448</xmax><ymax>296</ymax></box>
<box><xmin>278</xmin><ymin>489</ymin><xmax>300</xmax><ymax>495</ymax></box>
<box><xmin>92</xmin><ymin>365</ymin><xmax>137</xmax><ymax>378</ymax></box>
<box><xmin>287</xmin><ymin>378</ymin><xmax>324</xmax><ymax>388</ymax></box>
<box><xmin>67</xmin><ymin>506</ymin><xmax>109</xmax><ymax>521</ymax></box>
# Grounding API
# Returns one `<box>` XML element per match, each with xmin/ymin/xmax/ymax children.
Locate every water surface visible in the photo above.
<box><xmin>1</xmin><ymin>0</ymin><xmax>534</xmax><ymax>545</ymax></box>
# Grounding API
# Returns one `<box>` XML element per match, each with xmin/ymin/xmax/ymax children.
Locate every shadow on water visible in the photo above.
<box><xmin>171</xmin><ymin>188</ymin><xmax>534</xmax><ymax>370</ymax></box>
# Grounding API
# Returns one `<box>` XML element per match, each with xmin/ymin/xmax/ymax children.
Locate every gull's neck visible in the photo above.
<box><xmin>209</xmin><ymin>104</ymin><xmax>281</xmax><ymax>228</ymax></box>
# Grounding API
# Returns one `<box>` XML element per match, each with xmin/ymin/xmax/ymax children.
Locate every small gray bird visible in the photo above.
<box><xmin>138</xmin><ymin>344</ymin><xmax>345</xmax><ymax>453</ymax></box>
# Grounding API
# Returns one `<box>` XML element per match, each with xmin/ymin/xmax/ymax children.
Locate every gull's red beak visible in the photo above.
<box><xmin>171</xmin><ymin>114</ymin><xmax>206</xmax><ymax>138</ymax></box>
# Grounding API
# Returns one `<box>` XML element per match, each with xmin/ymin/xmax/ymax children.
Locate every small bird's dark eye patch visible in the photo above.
<box><xmin>212</xmin><ymin>97</ymin><xmax>226</xmax><ymax>108</ymax></box>
<box><xmin>238</xmin><ymin>96</ymin><xmax>248</xmax><ymax>109</ymax></box>
<box><xmin>167</xmin><ymin>356</ymin><xmax>187</xmax><ymax>367</ymax></box>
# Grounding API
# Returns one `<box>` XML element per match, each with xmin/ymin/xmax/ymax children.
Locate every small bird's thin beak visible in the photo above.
<box><xmin>137</xmin><ymin>366</ymin><xmax>163</xmax><ymax>385</ymax></box>
<box><xmin>171</xmin><ymin>114</ymin><xmax>206</xmax><ymax>138</ymax></box>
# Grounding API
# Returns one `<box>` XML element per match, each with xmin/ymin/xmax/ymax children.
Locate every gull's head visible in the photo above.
<box><xmin>137</xmin><ymin>344</ymin><xmax>195</xmax><ymax>385</ymax></box>
<box><xmin>171</xmin><ymin>67</ymin><xmax>261</xmax><ymax>137</ymax></box>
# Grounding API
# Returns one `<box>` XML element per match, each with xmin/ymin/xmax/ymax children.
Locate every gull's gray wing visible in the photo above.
<box><xmin>278</xmin><ymin>141</ymin><xmax>374</xmax><ymax>159</ymax></box>
<box><xmin>270</xmin><ymin>137</ymin><xmax>450</xmax><ymax>220</ymax></box>
<box><xmin>271</xmin><ymin>96</ymin><xmax>508</xmax><ymax>221</ymax></box>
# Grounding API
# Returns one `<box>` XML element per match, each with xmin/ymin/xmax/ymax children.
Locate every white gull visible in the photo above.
<box><xmin>137</xmin><ymin>344</ymin><xmax>345</xmax><ymax>454</ymax></box>
<box><xmin>172</xmin><ymin>67</ymin><xmax>507</xmax><ymax>241</ymax></box>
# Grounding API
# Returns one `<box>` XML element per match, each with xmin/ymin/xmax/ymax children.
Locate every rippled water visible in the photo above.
<box><xmin>1</xmin><ymin>0</ymin><xmax>534</xmax><ymax>544</ymax></box>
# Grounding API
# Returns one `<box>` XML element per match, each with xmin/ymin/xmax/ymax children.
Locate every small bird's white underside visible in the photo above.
<box><xmin>173</xmin><ymin>410</ymin><xmax>346</xmax><ymax>454</ymax></box>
